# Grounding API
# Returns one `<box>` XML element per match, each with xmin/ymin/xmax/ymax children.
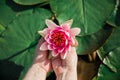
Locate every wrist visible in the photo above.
<box><xmin>23</xmin><ymin>64</ymin><xmax>47</xmax><ymax>80</ymax></box>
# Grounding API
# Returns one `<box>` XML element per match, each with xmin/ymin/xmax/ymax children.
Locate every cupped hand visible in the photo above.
<box><xmin>23</xmin><ymin>38</ymin><xmax>52</xmax><ymax>80</ymax></box>
<box><xmin>32</xmin><ymin>38</ymin><xmax>52</xmax><ymax>74</ymax></box>
<box><xmin>52</xmin><ymin>47</ymin><xmax>78</xmax><ymax>80</ymax></box>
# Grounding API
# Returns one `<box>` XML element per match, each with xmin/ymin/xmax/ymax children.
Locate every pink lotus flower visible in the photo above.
<box><xmin>38</xmin><ymin>19</ymin><xmax>80</xmax><ymax>59</ymax></box>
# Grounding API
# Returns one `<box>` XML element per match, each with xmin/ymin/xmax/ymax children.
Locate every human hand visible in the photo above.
<box><xmin>23</xmin><ymin>38</ymin><xmax>52</xmax><ymax>80</ymax></box>
<box><xmin>52</xmin><ymin>47</ymin><xmax>78</xmax><ymax>80</ymax></box>
<box><xmin>32</xmin><ymin>38</ymin><xmax>52</xmax><ymax>74</ymax></box>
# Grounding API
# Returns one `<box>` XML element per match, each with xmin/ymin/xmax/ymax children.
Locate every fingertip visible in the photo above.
<box><xmin>71</xmin><ymin>37</ymin><xmax>78</xmax><ymax>47</ymax></box>
<box><xmin>40</xmin><ymin>42</ymin><xmax>48</xmax><ymax>50</ymax></box>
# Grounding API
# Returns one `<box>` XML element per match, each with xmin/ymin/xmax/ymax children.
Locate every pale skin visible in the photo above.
<box><xmin>23</xmin><ymin>38</ymin><xmax>77</xmax><ymax>80</ymax></box>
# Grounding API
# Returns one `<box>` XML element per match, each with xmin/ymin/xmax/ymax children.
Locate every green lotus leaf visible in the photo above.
<box><xmin>50</xmin><ymin>0</ymin><xmax>115</xmax><ymax>35</ymax></box>
<box><xmin>0</xmin><ymin>0</ymin><xmax>16</xmax><ymax>26</ymax></box>
<box><xmin>0</xmin><ymin>8</ymin><xmax>52</xmax><ymax>80</ymax></box>
<box><xmin>0</xmin><ymin>24</ymin><xmax>5</xmax><ymax>34</ymax></box>
<box><xmin>13</xmin><ymin>0</ymin><xmax>48</xmax><ymax>5</ymax></box>
<box><xmin>107</xmin><ymin>1</ymin><xmax>120</xmax><ymax>27</ymax></box>
<box><xmin>76</xmin><ymin>24</ymin><xmax>113</xmax><ymax>55</ymax></box>
<box><xmin>97</xmin><ymin>47</ymin><xmax>120</xmax><ymax>80</ymax></box>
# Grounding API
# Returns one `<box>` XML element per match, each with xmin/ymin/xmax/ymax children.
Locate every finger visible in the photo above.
<box><xmin>36</xmin><ymin>37</ymin><xmax>45</xmax><ymax>51</ymax></box>
<box><xmin>71</xmin><ymin>38</ymin><xmax>78</xmax><ymax>47</ymax></box>
<box><xmin>70</xmin><ymin>47</ymin><xmax>76</xmax><ymax>54</ymax></box>
<box><xmin>52</xmin><ymin>58</ymin><xmax>61</xmax><ymax>71</ymax></box>
<box><xmin>52</xmin><ymin>58</ymin><xmax>61</xmax><ymax>68</ymax></box>
<box><xmin>52</xmin><ymin>55</ymin><xmax>61</xmax><ymax>67</ymax></box>
<box><xmin>35</xmin><ymin>38</ymin><xmax>48</xmax><ymax>59</ymax></box>
<box><xmin>52</xmin><ymin>58</ymin><xmax>62</xmax><ymax>76</ymax></box>
<box><xmin>63</xmin><ymin>47</ymin><xmax>77</xmax><ymax>62</ymax></box>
